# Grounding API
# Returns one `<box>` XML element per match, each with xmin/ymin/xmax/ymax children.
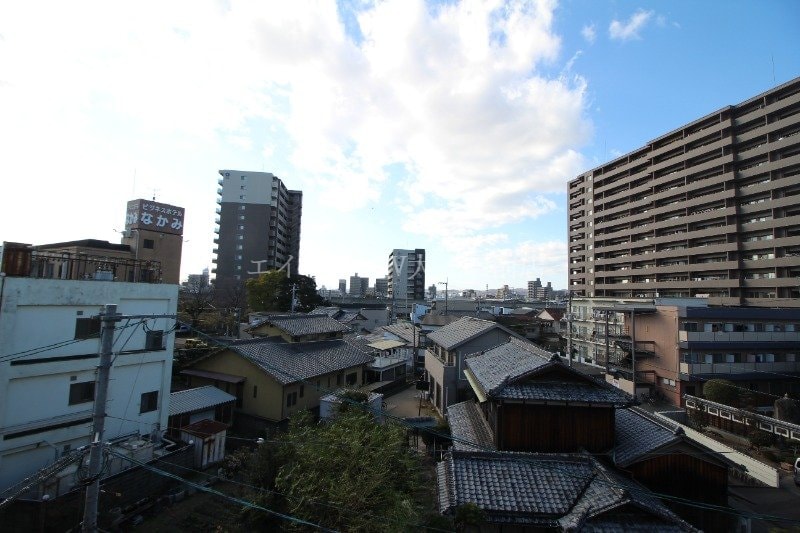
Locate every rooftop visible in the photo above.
<box><xmin>427</xmin><ymin>316</ymin><xmax>504</xmax><ymax>350</ymax></box>
<box><xmin>465</xmin><ymin>338</ymin><xmax>634</xmax><ymax>406</ymax></box>
<box><xmin>446</xmin><ymin>401</ymin><xmax>495</xmax><ymax>452</ymax></box>
<box><xmin>169</xmin><ymin>386</ymin><xmax>237</xmax><ymax>416</ymax></box>
<box><xmin>250</xmin><ymin>313</ymin><xmax>349</xmax><ymax>337</ymax></box>
<box><xmin>437</xmin><ymin>451</ymin><xmax>695</xmax><ymax>531</ymax></box>
<box><xmin>227</xmin><ymin>337</ymin><xmax>374</xmax><ymax>385</ymax></box>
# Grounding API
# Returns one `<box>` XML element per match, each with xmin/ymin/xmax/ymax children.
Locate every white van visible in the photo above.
<box><xmin>794</xmin><ymin>458</ymin><xmax>800</xmax><ymax>485</ymax></box>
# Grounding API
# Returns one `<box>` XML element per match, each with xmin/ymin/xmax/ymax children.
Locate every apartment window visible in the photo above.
<box><xmin>140</xmin><ymin>391</ymin><xmax>158</xmax><ymax>413</ymax></box>
<box><xmin>237</xmin><ymin>225</ymin><xmax>244</xmax><ymax>230</ymax></box>
<box><xmin>241</xmin><ymin>175</ymin><xmax>246</xmax><ymax>180</ymax></box>
<box><xmin>236</xmin><ymin>244</ymin><xmax>243</xmax><ymax>250</ymax></box>
<box><xmin>236</xmin><ymin>265</ymin><xmax>242</xmax><ymax>271</ymax></box>
<box><xmin>69</xmin><ymin>381</ymin><xmax>95</xmax><ymax>405</ymax></box>
<box><xmin>143</xmin><ymin>239</ymin><xmax>155</xmax><ymax>249</ymax></box>
<box><xmin>239</xmin><ymin>205</ymin><xmax>246</xmax><ymax>211</ymax></box>
<box><xmin>239</xmin><ymin>195</ymin><xmax>246</xmax><ymax>200</ymax></box>
<box><xmin>286</xmin><ymin>392</ymin><xmax>298</xmax><ymax>407</ymax></box>
<box><xmin>238</xmin><ymin>215</ymin><xmax>245</xmax><ymax>221</ymax></box>
<box><xmin>237</xmin><ymin>235</ymin><xmax>244</xmax><ymax>240</ymax></box>
<box><xmin>236</xmin><ymin>254</ymin><xmax>243</xmax><ymax>260</ymax></box>
<box><xmin>240</xmin><ymin>185</ymin><xmax>246</xmax><ymax>190</ymax></box>
<box><xmin>75</xmin><ymin>317</ymin><xmax>101</xmax><ymax>339</ymax></box>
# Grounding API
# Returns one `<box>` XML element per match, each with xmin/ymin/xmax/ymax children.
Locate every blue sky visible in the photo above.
<box><xmin>1</xmin><ymin>1</ymin><xmax>798</xmax><ymax>292</ymax></box>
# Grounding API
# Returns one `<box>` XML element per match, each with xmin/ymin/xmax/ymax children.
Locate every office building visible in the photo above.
<box><xmin>349</xmin><ymin>273</ymin><xmax>368</xmax><ymax>297</ymax></box>
<box><xmin>374</xmin><ymin>276</ymin><xmax>388</xmax><ymax>298</ymax></box>
<box><xmin>213</xmin><ymin>170</ymin><xmax>302</xmax><ymax>291</ymax></box>
<box><xmin>387</xmin><ymin>249</ymin><xmax>425</xmax><ymax>301</ymax></box>
<box><xmin>568</xmin><ymin>77</ymin><xmax>800</xmax><ymax>307</ymax></box>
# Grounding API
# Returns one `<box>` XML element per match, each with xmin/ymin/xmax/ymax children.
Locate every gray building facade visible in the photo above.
<box><xmin>568</xmin><ymin>77</ymin><xmax>800</xmax><ymax>308</ymax></box>
<box><xmin>213</xmin><ymin>170</ymin><xmax>302</xmax><ymax>290</ymax></box>
<box><xmin>387</xmin><ymin>248</ymin><xmax>426</xmax><ymax>301</ymax></box>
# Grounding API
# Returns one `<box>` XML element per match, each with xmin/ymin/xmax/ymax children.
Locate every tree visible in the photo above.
<box><xmin>234</xmin><ymin>410</ymin><xmax>429</xmax><ymax>532</ymax></box>
<box><xmin>702</xmin><ymin>379</ymin><xmax>740</xmax><ymax>407</ymax></box>
<box><xmin>246</xmin><ymin>271</ymin><xmax>323</xmax><ymax>313</ymax></box>
<box><xmin>179</xmin><ymin>282</ymin><xmax>214</xmax><ymax>328</ymax></box>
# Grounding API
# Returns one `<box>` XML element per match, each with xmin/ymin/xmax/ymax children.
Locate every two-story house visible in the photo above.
<box><xmin>443</xmin><ymin>337</ymin><xmax>732</xmax><ymax>531</ymax></box>
<box><xmin>0</xmin><ymin>243</ymin><xmax>178</xmax><ymax>492</ymax></box>
<box><xmin>182</xmin><ymin>337</ymin><xmax>374</xmax><ymax>433</ymax></box>
<box><xmin>424</xmin><ymin>316</ymin><xmax>518</xmax><ymax>414</ymax></box>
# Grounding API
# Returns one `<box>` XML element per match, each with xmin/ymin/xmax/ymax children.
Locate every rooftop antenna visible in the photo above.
<box><xmin>152</xmin><ymin>188</ymin><xmax>159</xmax><ymax>201</ymax></box>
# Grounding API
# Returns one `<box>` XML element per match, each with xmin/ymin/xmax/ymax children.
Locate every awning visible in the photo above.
<box><xmin>367</xmin><ymin>340</ymin><xmax>406</xmax><ymax>351</ymax></box>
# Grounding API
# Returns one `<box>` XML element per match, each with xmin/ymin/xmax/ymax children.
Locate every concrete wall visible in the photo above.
<box><xmin>0</xmin><ymin>277</ymin><xmax>177</xmax><ymax>492</ymax></box>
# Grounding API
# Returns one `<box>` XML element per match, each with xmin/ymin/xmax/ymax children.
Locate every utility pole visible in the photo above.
<box><xmin>290</xmin><ymin>284</ymin><xmax>298</xmax><ymax>313</ymax></box>
<box><xmin>82</xmin><ymin>304</ymin><xmax>121</xmax><ymax>533</ymax></box>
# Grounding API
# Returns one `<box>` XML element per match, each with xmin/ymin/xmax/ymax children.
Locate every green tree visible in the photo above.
<box><xmin>237</xmin><ymin>410</ymin><xmax>429</xmax><ymax>532</ymax></box>
<box><xmin>246</xmin><ymin>272</ymin><xmax>323</xmax><ymax>313</ymax></box>
<box><xmin>702</xmin><ymin>379</ymin><xmax>740</xmax><ymax>407</ymax></box>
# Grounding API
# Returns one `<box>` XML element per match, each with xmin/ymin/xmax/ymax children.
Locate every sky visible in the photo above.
<box><xmin>1</xmin><ymin>1</ymin><xmax>799</xmax><ymax>292</ymax></box>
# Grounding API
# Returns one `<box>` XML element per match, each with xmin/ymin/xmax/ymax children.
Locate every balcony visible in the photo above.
<box><xmin>680</xmin><ymin>360</ymin><xmax>800</xmax><ymax>376</ymax></box>
<box><xmin>0</xmin><ymin>247</ymin><xmax>162</xmax><ymax>283</ymax></box>
<box><xmin>679</xmin><ymin>331</ymin><xmax>800</xmax><ymax>343</ymax></box>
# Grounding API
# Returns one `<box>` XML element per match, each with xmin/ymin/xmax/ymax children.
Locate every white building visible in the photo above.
<box><xmin>0</xmin><ymin>245</ymin><xmax>178</xmax><ymax>492</ymax></box>
<box><xmin>387</xmin><ymin>249</ymin><xmax>425</xmax><ymax>301</ymax></box>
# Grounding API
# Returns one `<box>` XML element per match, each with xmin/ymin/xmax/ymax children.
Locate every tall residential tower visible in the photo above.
<box><xmin>568</xmin><ymin>77</ymin><xmax>800</xmax><ymax>307</ymax></box>
<box><xmin>213</xmin><ymin>170</ymin><xmax>302</xmax><ymax>290</ymax></box>
<box><xmin>387</xmin><ymin>248</ymin><xmax>426</xmax><ymax>301</ymax></box>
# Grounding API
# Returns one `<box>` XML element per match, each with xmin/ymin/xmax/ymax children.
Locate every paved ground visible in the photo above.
<box><xmin>382</xmin><ymin>383</ymin><xmax>438</xmax><ymax>420</ymax></box>
<box><xmin>729</xmin><ymin>473</ymin><xmax>800</xmax><ymax>532</ymax></box>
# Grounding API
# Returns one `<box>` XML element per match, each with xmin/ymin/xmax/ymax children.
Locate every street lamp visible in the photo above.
<box><xmin>437</xmin><ymin>280</ymin><xmax>449</xmax><ymax>315</ymax></box>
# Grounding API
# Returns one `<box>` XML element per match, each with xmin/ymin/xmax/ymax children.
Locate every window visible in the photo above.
<box><xmin>239</xmin><ymin>205</ymin><xmax>246</xmax><ymax>211</ymax></box>
<box><xmin>145</xmin><ymin>330</ymin><xmax>164</xmax><ymax>350</ymax></box>
<box><xmin>286</xmin><ymin>392</ymin><xmax>298</xmax><ymax>407</ymax></box>
<box><xmin>238</xmin><ymin>225</ymin><xmax>244</xmax><ymax>230</ymax></box>
<box><xmin>143</xmin><ymin>239</ymin><xmax>155</xmax><ymax>249</ymax></box>
<box><xmin>236</xmin><ymin>244</ymin><xmax>243</xmax><ymax>251</ymax></box>
<box><xmin>69</xmin><ymin>381</ymin><xmax>95</xmax><ymax>405</ymax></box>
<box><xmin>75</xmin><ymin>317</ymin><xmax>101</xmax><ymax>339</ymax></box>
<box><xmin>238</xmin><ymin>215</ymin><xmax>245</xmax><ymax>221</ymax></box>
<box><xmin>140</xmin><ymin>391</ymin><xmax>158</xmax><ymax>413</ymax></box>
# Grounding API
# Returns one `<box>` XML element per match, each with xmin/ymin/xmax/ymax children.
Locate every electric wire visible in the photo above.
<box><xmin>183</xmin><ymin>324</ymin><xmax>800</xmax><ymax>526</ymax></box>
<box><xmin>105</xmin><ymin>447</ymin><xmax>337</xmax><ymax>532</ymax></box>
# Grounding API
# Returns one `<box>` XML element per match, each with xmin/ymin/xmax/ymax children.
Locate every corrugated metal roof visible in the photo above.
<box><xmin>169</xmin><ymin>386</ymin><xmax>237</xmax><ymax>416</ymax></box>
<box><xmin>367</xmin><ymin>339</ymin><xmax>405</xmax><ymax>351</ymax></box>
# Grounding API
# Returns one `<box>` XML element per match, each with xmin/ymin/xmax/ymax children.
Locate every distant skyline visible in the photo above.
<box><xmin>1</xmin><ymin>1</ymin><xmax>799</xmax><ymax>291</ymax></box>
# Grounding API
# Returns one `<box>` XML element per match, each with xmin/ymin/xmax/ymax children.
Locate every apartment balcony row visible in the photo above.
<box><xmin>1</xmin><ymin>247</ymin><xmax>163</xmax><ymax>284</ymax></box>
<box><xmin>680</xmin><ymin>360</ymin><xmax>800</xmax><ymax>376</ymax></box>
<box><xmin>679</xmin><ymin>331</ymin><xmax>800</xmax><ymax>343</ymax></box>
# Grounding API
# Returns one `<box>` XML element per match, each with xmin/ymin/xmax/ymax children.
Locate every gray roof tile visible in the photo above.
<box><xmin>427</xmin><ymin>316</ymin><xmax>503</xmax><ymax>350</ymax></box>
<box><xmin>447</xmin><ymin>401</ymin><xmax>496</xmax><ymax>452</ymax></box>
<box><xmin>613</xmin><ymin>408</ymin><xmax>682</xmax><ymax>467</ymax></box>
<box><xmin>437</xmin><ymin>451</ymin><xmax>696</xmax><ymax>531</ymax></box>
<box><xmin>465</xmin><ymin>338</ymin><xmax>634</xmax><ymax>406</ymax></box>
<box><xmin>169</xmin><ymin>386</ymin><xmax>237</xmax><ymax>416</ymax></box>
<box><xmin>253</xmin><ymin>313</ymin><xmax>349</xmax><ymax>336</ymax></box>
<box><xmin>230</xmin><ymin>337</ymin><xmax>374</xmax><ymax>385</ymax></box>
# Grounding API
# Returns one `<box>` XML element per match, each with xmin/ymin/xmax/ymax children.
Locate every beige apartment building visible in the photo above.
<box><xmin>568</xmin><ymin>77</ymin><xmax>800</xmax><ymax>307</ymax></box>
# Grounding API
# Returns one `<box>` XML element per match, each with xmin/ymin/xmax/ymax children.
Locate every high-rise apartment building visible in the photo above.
<box><xmin>387</xmin><ymin>249</ymin><xmax>425</xmax><ymax>301</ymax></box>
<box><xmin>374</xmin><ymin>276</ymin><xmax>389</xmax><ymax>298</ymax></box>
<box><xmin>213</xmin><ymin>170</ymin><xmax>302</xmax><ymax>291</ymax></box>
<box><xmin>527</xmin><ymin>278</ymin><xmax>553</xmax><ymax>300</ymax></box>
<box><xmin>568</xmin><ymin>77</ymin><xmax>800</xmax><ymax>308</ymax></box>
<box><xmin>349</xmin><ymin>273</ymin><xmax>368</xmax><ymax>297</ymax></box>
<box><xmin>338</xmin><ymin>279</ymin><xmax>347</xmax><ymax>295</ymax></box>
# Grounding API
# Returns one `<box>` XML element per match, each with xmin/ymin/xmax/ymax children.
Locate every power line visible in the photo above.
<box><xmin>106</xmin><ymin>448</ymin><xmax>336</xmax><ymax>532</ymax></box>
<box><xmin>182</xmin><ymin>325</ymin><xmax>800</xmax><ymax>525</ymax></box>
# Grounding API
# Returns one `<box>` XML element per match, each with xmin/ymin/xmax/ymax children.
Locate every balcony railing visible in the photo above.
<box><xmin>2</xmin><ymin>249</ymin><xmax>162</xmax><ymax>283</ymax></box>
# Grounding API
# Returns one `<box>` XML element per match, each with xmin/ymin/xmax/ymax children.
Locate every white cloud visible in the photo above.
<box><xmin>581</xmin><ymin>24</ymin><xmax>596</xmax><ymax>44</ymax></box>
<box><xmin>609</xmin><ymin>9</ymin><xmax>654</xmax><ymax>41</ymax></box>
<box><xmin>0</xmin><ymin>0</ymin><xmax>590</xmax><ymax>285</ymax></box>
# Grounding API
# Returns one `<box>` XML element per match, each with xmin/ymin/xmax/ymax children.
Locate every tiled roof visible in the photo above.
<box><xmin>311</xmin><ymin>306</ymin><xmax>341</xmax><ymax>317</ymax></box>
<box><xmin>437</xmin><ymin>451</ymin><xmax>696</xmax><ymax>531</ymax></box>
<box><xmin>447</xmin><ymin>401</ymin><xmax>495</xmax><ymax>452</ymax></box>
<box><xmin>169</xmin><ymin>386</ymin><xmax>237</xmax><ymax>416</ymax></box>
<box><xmin>465</xmin><ymin>338</ymin><xmax>634</xmax><ymax>406</ymax></box>
<box><xmin>420</xmin><ymin>314</ymin><xmax>462</xmax><ymax>327</ymax></box>
<box><xmin>427</xmin><ymin>316</ymin><xmax>503</xmax><ymax>350</ymax></box>
<box><xmin>337</xmin><ymin>311</ymin><xmax>364</xmax><ymax>323</ymax></box>
<box><xmin>229</xmin><ymin>337</ymin><xmax>374</xmax><ymax>385</ymax></box>
<box><xmin>380</xmin><ymin>323</ymin><xmax>417</xmax><ymax>344</ymax></box>
<box><xmin>252</xmin><ymin>313</ymin><xmax>349</xmax><ymax>336</ymax></box>
<box><xmin>613</xmin><ymin>408</ymin><xmax>682</xmax><ymax>467</ymax></box>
